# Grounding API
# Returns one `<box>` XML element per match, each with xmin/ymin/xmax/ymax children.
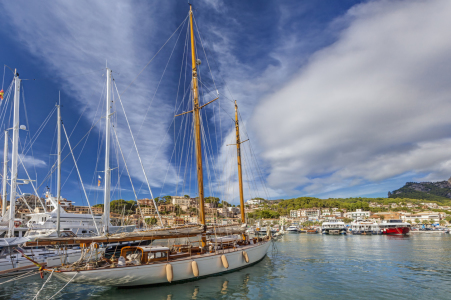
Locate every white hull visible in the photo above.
<box><xmin>0</xmin><ymin>249</ymin><xmax>93</xmax><ymax>276</ymax></box>
<box><xmin>54</xmin><ymin>240</ymin><xmax>271</xmax><ymax>287</ymax></box>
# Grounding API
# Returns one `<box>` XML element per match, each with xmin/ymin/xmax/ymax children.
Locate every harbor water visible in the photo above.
<box><xmin>2</xmin><ymin>233</ymin><xmax>451</xmax><ymax>299</ymax></box>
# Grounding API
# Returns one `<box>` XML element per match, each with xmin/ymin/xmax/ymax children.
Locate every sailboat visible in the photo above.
<box><xmin>28</xmin><ymin>5</ymin><xmax>271</xmax><ymax>287</ymax></box>
<box><xmin>0</xmin><ymin>70</ymin><xmax>31</xmax><ymax>247</ymax></box>
<box><xmin>24</xmin><ymin>81</ymin><xmax>135</xmax><ymax>240</ymax></box>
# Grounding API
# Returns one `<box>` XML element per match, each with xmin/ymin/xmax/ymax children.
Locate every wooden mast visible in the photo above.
<box><xmin>189</xmin><ymin>4</ymin><xmax>206</xmax><ymax>246</ymax></box>
<box><xmin>234</xmin><ymin>101</ymin><xmax>246</xmax><ymax>224</ymax></box>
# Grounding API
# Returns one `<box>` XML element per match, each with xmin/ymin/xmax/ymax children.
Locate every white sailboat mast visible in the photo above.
<box><xmin>2</xmin><ymin>130</ymin><xmax>8</xmax><ymax>217</ymax></box>
<box><xmin>56</xmin><ymin>102</ymin><xmax>61</xmax><ymax>236</ymax></box>
<box><xmin>103</xmin><ymin>68</ymin><xmax>112</xmax><ymax>234</ymax></box>
<box><xmin>8</xmin><ymin>70</ymin><xmax>20</xmax><ymax>237</ymax></box>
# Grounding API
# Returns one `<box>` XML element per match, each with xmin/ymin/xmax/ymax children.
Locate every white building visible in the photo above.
<box><xmin>290</xmin><ymin>209</ymin><xmax>300</xmax><ymax>218</ymax></box>
<box><xmin>245</xmin><ymin>199</ymin><xmax>264</xmax><ymax>205</ymax></box>
<box><xmin>402</xmin><ymin>212</ymin><xmax>444</xmax><ymax>224</ymax></box>
<box><xmin>171</xmin><ymin>196</ymin><xmax>191</xmax><ymax>206</ymax></box>
<box><xmin>345</xmin><ymin>209</ymin><xmax>371</xmax><ymax>220</ymax></box>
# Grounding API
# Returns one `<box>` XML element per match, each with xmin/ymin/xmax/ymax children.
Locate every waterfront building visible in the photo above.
<box><xmin>402</xmin><ymin>211</ymin><xmax>444</xmax><ymax>224</ymax></box>
<box><xmin>345</xmin><ymin>209</ymin><xmax>371</xmax><ymax>220</ymax></box>
<box><xmin>374</xmin><ymin>211</ymin><xmax>402</xmax><ymax>220</ymax></box>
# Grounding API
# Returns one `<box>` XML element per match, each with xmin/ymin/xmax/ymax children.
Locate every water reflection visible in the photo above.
<box><xmin>4</xmin><ymin>234</ymin><xmax>451</xmax><ymax>299</ymax></box>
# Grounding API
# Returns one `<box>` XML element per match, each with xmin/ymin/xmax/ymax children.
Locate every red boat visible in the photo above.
<box><xmin>379</xmin><ymin>220</ymin><xmax>411</xmax><ymax>235</ymax></box>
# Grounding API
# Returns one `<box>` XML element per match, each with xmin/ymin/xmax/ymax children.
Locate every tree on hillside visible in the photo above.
<box><xmin>145</xmin><ymin>217</ymin><xmax>158</xmax><ymax>225</ymax></box>
<box><xmin>343</xmin><ymin>218</ymin><xmax>353</xmax><ymax>224</ymax></box>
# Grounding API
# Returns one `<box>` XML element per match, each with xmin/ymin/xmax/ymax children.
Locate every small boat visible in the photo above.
<box><xmin>306</xmin><ymin>227</ymin><xmax>319</xmax><ymax>234</ymax></box>
<box><xmin>287</xmin><ymin>225</ymin><xmax>298</xmax><ymax>233</ymax></box>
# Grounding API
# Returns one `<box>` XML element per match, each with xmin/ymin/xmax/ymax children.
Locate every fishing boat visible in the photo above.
<box><xmin>28</xmin><ymin>5</ymin><xmax>271</xmax><ymax>287</ymax></box>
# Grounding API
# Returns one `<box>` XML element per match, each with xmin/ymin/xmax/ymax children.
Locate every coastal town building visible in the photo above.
<box><xmin>137</xmin><ymin>198</ymin><xmax>154</xmax><ymax>206</ymax></box>
<box><xmin>137</xmin><ymin>206</ymin><xmax>157</xmax><ymax>215</ymax></box>
<box><xmin>402</xmin><ymin>211</ymin><xmax>444</xmax><ymax>224</ymax></box>
<box><xmin>171</xmin><ymin>196</ymin><xmax>191</xmax><ymax>207</ymax></box>
<box><xmin>245</xmin><ymin>199</ymin><xmax>264</xmax><ymax>205</ymax></box>
<box><xmin>345</xmin><ymin>209</ymin><xmax>371</xmax><ymax>220</ymax></box>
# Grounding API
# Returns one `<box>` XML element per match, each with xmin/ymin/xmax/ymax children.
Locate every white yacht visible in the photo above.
<box><xmin>287</xmin><ymin>225</ymin><xmax>298</xmax><ymax>232</ymax></box>
<box><xmin>321</xmin><ymin>220</ymin><xmax>347</xmax><ymax>234</ymax></box>
<box><xmin>350</xmin><ymin>220</ymin><xmax>380</xmax><ymax>235</ymax></box>
<box><xmin>25</xmin><ymin>192</ymin><xmax>135</xmax><ymax>238</ymax></box>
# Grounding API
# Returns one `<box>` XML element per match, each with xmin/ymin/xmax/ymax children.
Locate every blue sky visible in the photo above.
<box><xmin>1</xmin><ymin>0</ymin><xmax>451</xmax><ymax>206</ymax></box>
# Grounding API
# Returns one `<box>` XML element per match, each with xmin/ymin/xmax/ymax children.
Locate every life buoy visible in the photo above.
<box><xmin>14</xmin><ymin>221</ymin><xmax>21</xmax><ymax>228</ymax></box>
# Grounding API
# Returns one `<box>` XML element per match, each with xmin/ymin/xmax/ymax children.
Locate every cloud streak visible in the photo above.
<box><xmin>252</xmin><ymin>0</ymin><xmax>451</xmax><ymax>196</ymax></box>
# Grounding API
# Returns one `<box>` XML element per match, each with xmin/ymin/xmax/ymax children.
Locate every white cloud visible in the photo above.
<box><xmin>0</xmin><ymin>1</ymin><xmax>182</xmax><ymax>191</ymax></box>
<box><xmin>251</xmin><ymin>0</ymin><xmax>451</xmax><ymax>195</ymax></box>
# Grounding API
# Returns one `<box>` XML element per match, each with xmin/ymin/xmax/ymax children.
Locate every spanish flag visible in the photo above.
<box><xmin>98</xmin><ymin>175</ymin><xmax>102</xmax><ymax>187</ymax></box>
<box><xmin>0</xmin><ymin>90</ymin><xmax>4</xmax><ymax>100</ymax></box>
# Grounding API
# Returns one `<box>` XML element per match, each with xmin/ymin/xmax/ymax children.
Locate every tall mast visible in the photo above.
<box><xmin>56</xmin><ymin>101</ymin><xmax>61</xmax><ymax>236</ymax></box>
<box><xmin>8</xmin><ymin>70</ymin><xmax>20</xmax><ymax>237</ymax></box>
<box><xmin>234</xmin><ymin>101</ymin><xmax>246</xmax><ymax>224</ymax></box>
<box><xmin>103</xmin><ymin>68</ymin><xmax>112</xmax><ymax>235</ymax></box>
<box><xmin>2</xmin><ymin>130</ymin><xmax>8</xmax><ymax>217</ymax></box>
<box><xmin>190</xmin><ymin>6</ymin><xmax>206</xmax><ymax>232</ymax></box>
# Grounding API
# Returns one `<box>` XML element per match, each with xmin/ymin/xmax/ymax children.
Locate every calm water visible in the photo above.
<box><xmin>2</xmin><ymin>233</ymin><xmax>451</xmax><ymax>299</ymax></box>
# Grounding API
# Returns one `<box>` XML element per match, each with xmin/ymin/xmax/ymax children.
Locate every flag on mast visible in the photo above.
<box><xmin>0</xmin><ymin>89</ymin><xmax>4</xmax><ymax>100</ymax></box>
<box><xmin>98</xmin><ymin>175</ymin><xmax>101</xmax><ymax>187</ymax></box>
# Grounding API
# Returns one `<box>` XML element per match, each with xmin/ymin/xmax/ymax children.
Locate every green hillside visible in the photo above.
<box><xmin>388</xmin><ymin>181</ymin><xmax>451</xmax><ymax>203</ymax></box>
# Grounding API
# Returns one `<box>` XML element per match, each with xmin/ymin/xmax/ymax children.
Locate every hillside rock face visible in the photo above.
<box><xmin>389</xmin><ymin>179</ymin><xmax>451</xmax><ymax>200</ymax></box>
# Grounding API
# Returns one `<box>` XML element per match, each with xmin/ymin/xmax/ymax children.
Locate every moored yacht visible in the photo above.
<box><xmin>379</xmin><ymin>220</ymin><xmax>410</xmax><ymax>235</ymax></box>
<box><xmin>287</xmin><ymin>225</ymin><xmax>298</xmax><ymax>232</ymax></box>
<box><xmin>321</xmin><ymin>220</ymin><xmax>346</xmax><ymax>234</ymax></box>
<box><xmin>25</xmin><ymin>192</ymin><xmax>135</xmax><ymax>238</ymax></box>
<box><xmin>350</xmin><ymin>220</ymin><xmax>380</xmax><ymax>235</ymax></box>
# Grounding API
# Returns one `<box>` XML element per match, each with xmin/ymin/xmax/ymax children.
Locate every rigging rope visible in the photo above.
<box><xmin>32</xmin><ymin>269</ymin><xmax>54</xmax><ymax>300</ymax></box>
<box><xmin>111</xmin><ymin>126</ymin><xmax>148</xmax><ymax>229</ymax></box>
<box><xmin>62</xmin><ymin>123</ymin><xmax>100</xmax><ymax>235</ymax></box>
<box><xmin>120</xmin><ymin>14</ymin><xmax>189</xmax><ymax>97</ymax></box>
<box><xmin>46</xmin><ymin>272</ymin><xmax>78</xmax><ymax>300</ymax></box>
<box><xmin>114</xmin><ymin>81</ymin><xmax>163</xmax><ymax>226</ymax></box>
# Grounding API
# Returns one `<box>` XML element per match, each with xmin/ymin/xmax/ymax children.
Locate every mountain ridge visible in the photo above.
<box><xmin>388</xmin><ymin>178</ymin><xmax>451</xmax><ymax>202</ymax></box>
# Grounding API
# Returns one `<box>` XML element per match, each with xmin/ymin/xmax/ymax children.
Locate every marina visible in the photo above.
<box><xmin>2</xmin><ymin>233</ymin><xmax>451</xmax><ymax>299</ymax></box>
<box><xmin>1</xmin><ymin>0</ymin><xmax>451</xmax><ymax>298</ymax></box>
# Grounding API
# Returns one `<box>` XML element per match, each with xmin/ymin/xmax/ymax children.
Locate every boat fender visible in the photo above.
<box><xmin>192</xmin><ymin>260</ymin><xmax>199</xmax><ymax>277</ymax></box>
<box><xmin>118</xmin><ymin>256</ymin><xmax>126</xmax><ymax>267</ymax></box>
<box><xmin>221</xmin><ymin>255</ymin><xmax>229</xmax><ymax>269</ymax></box>
<box><xmin>242</xmin><ymin>251</ymin><xmax>249</xmax><ymax>263</ymax></box>
<box><xmin>166</xmin><ymin>263</ymin><xmax>173</xmax><ymax>283</ymax></box>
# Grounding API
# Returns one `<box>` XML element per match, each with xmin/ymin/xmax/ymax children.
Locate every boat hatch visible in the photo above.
<box><xmin>120</xmin><ymin>246</ymin><xmax>170</xmax><ymax>264</ymax></box>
